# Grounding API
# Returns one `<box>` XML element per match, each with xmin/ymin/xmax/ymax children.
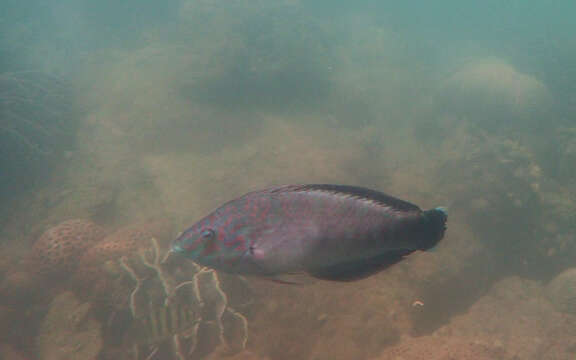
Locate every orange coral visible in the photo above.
<box><xmin>29</xmin><ymin>219</ymin><xmax>106</xmax><ymax>276</ymax></box>
<box><xmin>79</xmin><ymin>218</ymin><xmax>172</xmax><ymax>266</ymax></box>
<box><xmin>71</xmin><ymin>218</ymin><xmax>173</xmax><ymax>305</ymax></box>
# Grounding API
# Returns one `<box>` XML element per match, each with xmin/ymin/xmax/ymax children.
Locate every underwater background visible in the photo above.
<box><xmin>1</xmin><ymin>0</ymin><xmax>576</xmax><ymax>359</ymax></box>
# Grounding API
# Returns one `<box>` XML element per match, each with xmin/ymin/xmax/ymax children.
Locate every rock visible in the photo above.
<box><xmin>434</xmin><ymin>277</ymin><xmax>565</xmax><ymax>359</ymax></box>
<box><xmin>437</xmin><ymin>57</ymin><xmax>550</xmax><ymax>131</ymax></box>
<box><xmin>546</xmin><ymin>267</ymin><xmax>576</xmax><ymax>314</ymax></box>
<box><xmin>0</xmin><ymin>270</ymin><xmax>43</xmax><ymax>306</ymax></box>
<box><xmin>36</xmin><ymin>291</ymin><xmax>102</xmax><ymax>360</ymax></box>
<box><xmin>0</xmin><ymin>343</ymin><xmax>29</xmax><ymax>360</ymax></box>
<box><xmin>205</xmin><ymin>349</ymin><xmax>268</xmax><ymax>360</ymax></box>
<box><xmin>373</xmin><ymin>276</ymin><xmax>576</xmax><ymax>360</ymax></box>
<box><xmin>374</xmin><ymin>335</ymin><xmax>507</xmax><ymax>360</ymax></box>
<box><xmin>0</xmin><ymin>306</ymin><xmax>16</xmax><ymax>341</ymax></box>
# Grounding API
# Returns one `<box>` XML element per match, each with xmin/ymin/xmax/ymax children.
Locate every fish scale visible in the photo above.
<box><xmin>173</xmin><ymin>184</ymin><xmax>447</xmax><ymax>282</ymax></box>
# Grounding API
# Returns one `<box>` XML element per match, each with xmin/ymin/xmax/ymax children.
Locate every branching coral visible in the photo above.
<box><xmin>118</xmin><ymin>237</ymin><xmax>250</xmax><ymax>359</ymax></box>
<box><xmin>11</xmin><ymin>218</ymin><xmax>251</xmax><ymax>359</ymax></box>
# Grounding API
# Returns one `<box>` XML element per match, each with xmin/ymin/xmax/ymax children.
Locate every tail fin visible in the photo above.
<box><xmin>420</xmin><ymin>207</ymin><xmax>448</xmax><ymax>251</ymax></box>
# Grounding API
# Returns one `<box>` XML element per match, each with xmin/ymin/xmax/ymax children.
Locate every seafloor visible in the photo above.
<box><xmin>1</xmin><ymin>113</ymin><xmax>576</xmax><ymax>359</ymax></box>
<box><xmin>1</xmin><ymin>5</ymin><xmax>576</xmax><ymax>357</ymax></box>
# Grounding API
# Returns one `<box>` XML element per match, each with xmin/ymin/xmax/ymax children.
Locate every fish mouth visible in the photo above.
<box><xmin>171</xmin><ymin>243</ymin><xmax>185</xmax><ymax>254</ymax></box>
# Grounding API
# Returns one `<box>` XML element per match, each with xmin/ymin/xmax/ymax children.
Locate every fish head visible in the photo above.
<box><xmin>171</xmin><ymin>215</ymin><xmax>225</xmax><ymax>261</ymax></box>
<box><xmin>172</xmin><ymin>226</ymin><xmax>215</xmax><ymax>258</ymax></box>
<box><xmin>171</xmin><ymin>214</ymin><xmax>263</xmax><ymax>274</ymax></box>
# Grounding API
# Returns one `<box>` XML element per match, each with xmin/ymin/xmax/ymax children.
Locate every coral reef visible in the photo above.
<box><xmin>71</xmin><ymin>219</ymin><xmax>174</xmax><ymax>306</ymax></box>
<box><xmin>104</xmin><ymin>237</ymin><xmax>251</xmax><ymax>359</ymax></box>
<box><xmin>0</xmin><ymin>215</ymin><xmax>252</xmax><ymax>359</ymax></box>
<box><xmin>29</xmin><ymin>219</ymin><xmax>106</xmax><ymax>277</ymax></box>
<box><xmin>2</xmin><ymin>4</ymin><xmax>576</xmax><ymax>360</ymax></box>
<box><xmin>45</xmin><ymin>219</ymin><xmax>252</xmax><ymax>360</ymax></box>
<box><xmin>77</xmin><ymin>219</ymin><xmax>172</xmax><ymax>268</ymax></box>
<box><xmin>1</xmin><ymin>219</ymin><xmax>106</xmax><ymax>306</ymax></box>
<box><xmin>432</xmin><ymin>133</ymin><xmax>573</xmax><ymax>276</ymax></box>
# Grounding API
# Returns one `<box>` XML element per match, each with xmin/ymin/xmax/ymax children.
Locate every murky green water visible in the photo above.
<box><xmin>1</xmin><ymin>1</ymin><xmax>576</xmax><ymax>359</ymax></box>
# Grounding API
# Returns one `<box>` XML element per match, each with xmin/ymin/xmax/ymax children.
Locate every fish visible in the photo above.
<box><xmin>172</xmin><ymin>184</ymin><xmax>447</xmax><ymax>282</ymax></box>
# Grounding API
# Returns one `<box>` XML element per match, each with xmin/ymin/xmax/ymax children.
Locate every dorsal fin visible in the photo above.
<box><xmin>268</xmin><ymin>184</ymin><xmax>421</xmax><ymax>212</ymax></box>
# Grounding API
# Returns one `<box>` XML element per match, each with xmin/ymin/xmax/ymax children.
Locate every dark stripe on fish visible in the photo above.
<box><xmin>267</xmin><ymin>184</ymin><xmax>421</xmax><ymax>212</ymax></box>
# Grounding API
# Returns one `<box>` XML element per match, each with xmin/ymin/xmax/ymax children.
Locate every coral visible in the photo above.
<box><xmin>434</xmin><ymin>135</ymin><xmax>552</xmax><ymax>273</ymax></box>
<box><xmin>546</xmin><ymin>267</ymin><xmax>576</xmax><ymax>314</ymax></box>
<box><xmin>436</xmin><ymin>57</ymin><xmax>550</xmax><ymax>132</ymax></box>
<box><xmin>29</xmin><ymin>219</ymin><xmax>106</xmax><ymax>277</ymax></box>
<box><xmin>2</xmin><ymin>219</ymin><xmax>106</xmax><ymax>305</ymax></box>
<box><xmin>116</xmin><ymin>238</ymin><xmax>251</xmax><ymax>359</ymax></box>
<box><xmin>36</xmin><ymin>291</ymin><xmax>103</xmax><ymax>360</ymax></box>
<box><xmin>71</xmin><ymin>219</ymin><xmax>173</xmax><ymax>303</ymax></box>
<box><xmin>78</xmin><ymin>219</ymin><xmax>171</xmax><ymax>267</ymax></box>
<box><xmin>60</xmin><ymin>219</ymin><xmax>252</xmax><ymax>360</ymax></box>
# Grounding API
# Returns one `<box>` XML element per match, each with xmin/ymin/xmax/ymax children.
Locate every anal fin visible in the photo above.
<box><xmin>263</xmin><ymin>272</ymin><xmax>316</xmax><ymax>285</ymax></box>
<box><xmin>307</xmin><ymin>249</ymin><xmax>414</xmax><ymax>282</ymax></box>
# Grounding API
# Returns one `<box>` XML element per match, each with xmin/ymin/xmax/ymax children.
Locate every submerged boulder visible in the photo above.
<box><xmin>36</xmin><ymin>291</ymin><xmax>102</xmax><ymax>360</ymax></box>
<box><xmin>546</xmin><ymin>267</ymin><xmax>576</xmax><ymax>314</ymax></box>
<box><xmin>436</xmin><ymin>57</ymin><xmax>550</xmax><ymax>132</ymax></box>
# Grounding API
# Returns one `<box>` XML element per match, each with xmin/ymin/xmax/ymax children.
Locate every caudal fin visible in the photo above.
<box><xmin>420</xmin><ymin>207</ymin><xmax>448</xmax><ymax>251</ymax></box>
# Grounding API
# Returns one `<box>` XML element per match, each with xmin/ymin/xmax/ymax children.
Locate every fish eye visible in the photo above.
<box><xmin>201</xmin><ymin>229</ymin><xmax>215</xmax><ymax>240</ymax></box>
